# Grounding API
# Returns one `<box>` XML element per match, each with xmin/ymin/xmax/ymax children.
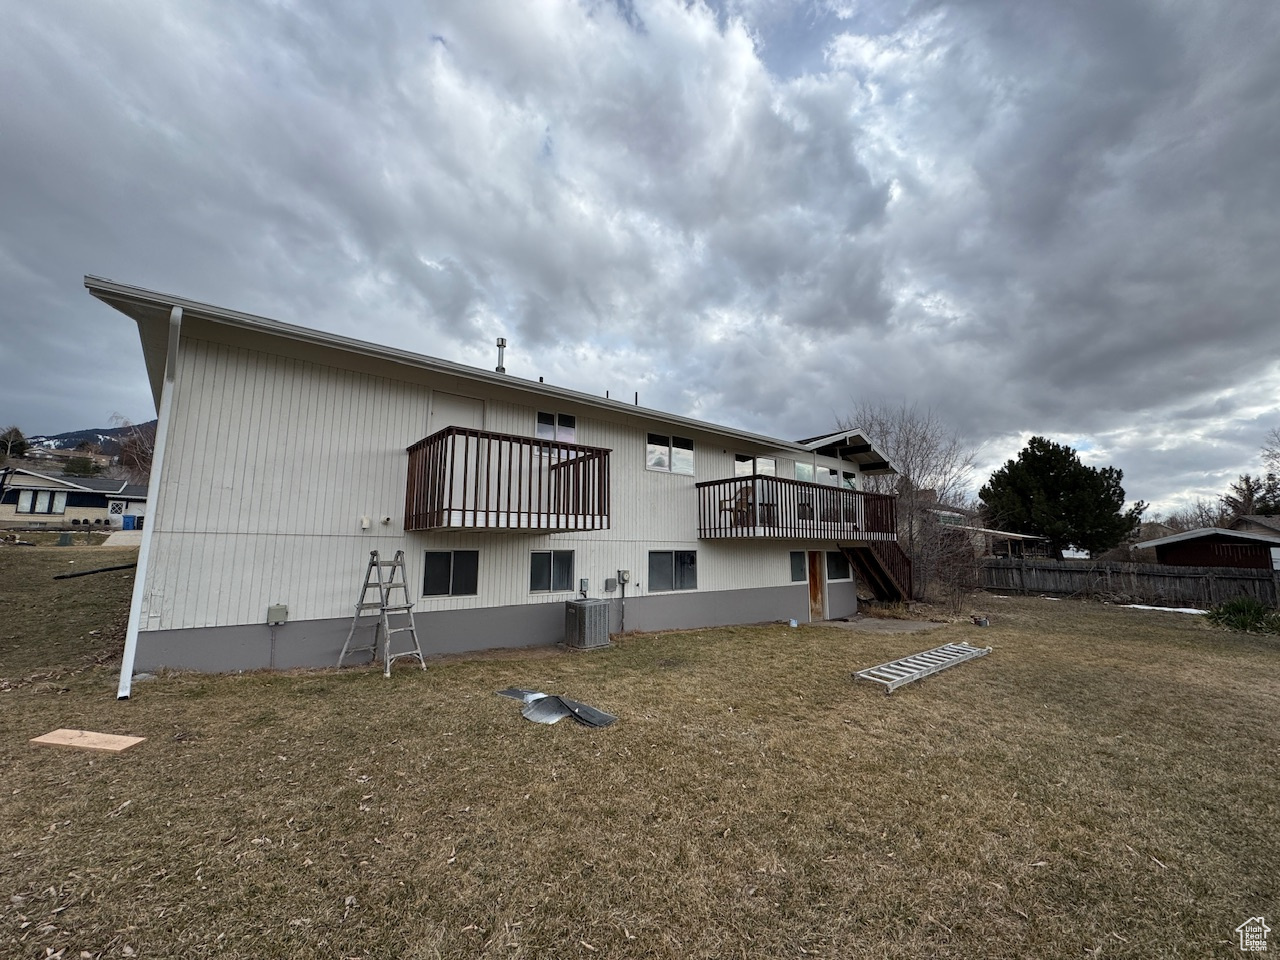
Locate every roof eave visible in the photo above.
<box><xmin>85</xmin><ymin>276</ymin><xmax>853</xmax><ymax>458</ymax></box>
<box><xmin>1134</xmin><ymin>527</ymin><xmax>1280</xmax><ymax>549</ymax></box>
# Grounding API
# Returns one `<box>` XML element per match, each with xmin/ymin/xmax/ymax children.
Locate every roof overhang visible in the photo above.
<box><xmin>85</xmin><ymin>276</ymin><xmax>897</xmax><ymax>465</ymax></box>
<box><xmin>2</xmin><ymin>467</ymin><xmax>100</xmax><ymax>491</ymax></box>
<box><xmin>954</xmin><ymin>525</ymin><xmax>1044</xmax><ymax>540</ymax></box>
<box><xmin>1134</xmin><ymin>527</ymin><xmax>1280</xmax><ymax>549</ymax></box>
<box><xmin>797</xmin><ymin>429</ymin><xmax>900</xmax><ymax>476</ymax></box>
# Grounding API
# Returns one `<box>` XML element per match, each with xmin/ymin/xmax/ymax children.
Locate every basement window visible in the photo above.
<box><xmin>530</xmin><ymin>550</ymin><xmax>575</xmax><ymax>592</ymax></box>
<box><xmin>826</xmin><ymin>551</ymin><xmax>852</xmax><ymax>582</ymax></box>
<box><xmin>423</xmin><ymin>550</ymin><xmax>479</xmax><ymax>597</ymax></box>
<box><xmin>648</xmin><ymin>550</ymin><xmax>697</xmax><ymax>591</ymax></box>
<box><xmin>790</xmin><ymin>551</ymin><xmax>807</xmax><ymax>582</ymax></box>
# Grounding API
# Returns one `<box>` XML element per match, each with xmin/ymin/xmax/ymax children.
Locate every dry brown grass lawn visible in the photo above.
<box><xmin>1</xmin><ymin>546</ymin><xmax>1277</xmax><ymax>958</ymax></box>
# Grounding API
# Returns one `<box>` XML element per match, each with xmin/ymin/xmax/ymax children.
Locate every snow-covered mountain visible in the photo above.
<box><xmin>26</xmin><ymin>421</ymin><xmax>158</xmax><ymax>455</ymax></box>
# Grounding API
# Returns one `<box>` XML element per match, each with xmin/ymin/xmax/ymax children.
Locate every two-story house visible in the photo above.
<box><xmin>86</xmin><ymin>276</ymin><xmax>910</xmax><ymax>695</ymax></box>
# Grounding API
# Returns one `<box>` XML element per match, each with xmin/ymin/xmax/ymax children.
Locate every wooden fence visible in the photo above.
<box><xmin>981</xmin><ymin>558</ymin><xmax>1280</xmax><ymax>607</ymax></box>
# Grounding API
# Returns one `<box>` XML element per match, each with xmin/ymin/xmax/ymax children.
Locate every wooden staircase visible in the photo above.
<box><xmin>842</xmin><ymin>541</ymin><xmax>913</xmax><ymax>603</ymax></box>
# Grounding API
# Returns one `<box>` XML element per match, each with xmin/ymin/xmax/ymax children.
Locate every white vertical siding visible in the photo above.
<box><xmin>144</xmin><ymin>337</ymin><xmax>428</xmax><ymax>628</ymax></box>
<box><xmin>143</xmin><ymin>335</ymin><xmax>855</xmax><ymax>631</ymax></box>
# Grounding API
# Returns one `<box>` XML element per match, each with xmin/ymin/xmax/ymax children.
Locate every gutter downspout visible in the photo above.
<box><xmin>117</xmin><ymin>305</ymin><xmax>182</xmax><ymax>700</ymax></box>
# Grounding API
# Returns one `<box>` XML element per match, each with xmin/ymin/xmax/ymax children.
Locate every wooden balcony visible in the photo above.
<box><xmin>696</xmin><ymin>475</ymin><xmax>898</xmax><ymax>541</ymax></box>
<box><xmin>405</xmin><ymin>427</ymin><xmax>610</xmax><ymax>532</ymax></box>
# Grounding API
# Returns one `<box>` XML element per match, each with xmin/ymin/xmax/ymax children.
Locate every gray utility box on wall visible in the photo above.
<box><xmin>564</xmin><ymin>598</ymin><xmax>611</xmax><ymax>650</ymax></box>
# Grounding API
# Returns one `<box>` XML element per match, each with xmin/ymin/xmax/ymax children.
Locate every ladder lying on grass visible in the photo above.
<box><xmin>854</xmin><ymin>641</ymin><xmax>990</xmax><ymax>694</ymax></box>
<box><xmin>337</xmin><ymin>550</ymin><xmax>427</xmax><ymax>677</ymax></box>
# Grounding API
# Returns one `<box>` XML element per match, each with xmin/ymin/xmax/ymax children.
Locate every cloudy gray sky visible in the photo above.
<box><xmin>2</xmin><ymin>0</ymin><xmax>1278</xmax><ymax>514</ymax></box>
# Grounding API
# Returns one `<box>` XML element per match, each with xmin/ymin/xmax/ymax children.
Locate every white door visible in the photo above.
<box><xmin>429</xmin><ymin>393</ymin><xmax>485</xmax><ymax>524</ymax></box>
<box><xmin>429</xmin><ymin>392</ymin><xmax>483</xmax><ymax>432</ymax></box>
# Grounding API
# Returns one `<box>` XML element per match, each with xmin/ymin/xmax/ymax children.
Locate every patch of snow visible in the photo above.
<box><xmin>1123</xmin><ymin>604</ymin><xmax>1207</xmax><ymax>615</ymax></box>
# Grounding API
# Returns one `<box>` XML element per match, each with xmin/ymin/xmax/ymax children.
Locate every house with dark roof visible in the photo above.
<box><xmin>0</xmin><ymin>467</ymin><xmax>147</xmax><ymax>529</ymax></box>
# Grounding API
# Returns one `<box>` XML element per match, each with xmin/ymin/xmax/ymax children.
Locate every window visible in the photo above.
<box><xmin>826</xmin><ymin>551</ymin><xmax>852</xmax><ymax>581</ymax></box>
<box><xmin>423</xmin><ymin>550</ymin><xmax>479</xmax><ymax>597</ymax></box>
<box><xmin>647</xmin><ymin>434</ymin><xmax>694</xmax><ymax>475</ymax></box>
<box><xmin>16</xmin><ymin>490</ymin><xmax>67</xmax><ymax>515</ymax></box>
<box><xmin>790</xmin><ymin>551</ymin><xmax>807</xmax><ymax>582</ymax></box>
<box><xmin>841</xmin><ymin>471</ymin><xmax>858</xmax><ymax>491</ymax></box>
<box><xmin>530</xmin><ymin>550</ymin><xmax>575</xmax><ymax>592</ymax></box>
<box><xmin>536</xmin><ymin>412</ymin><xmax>576</xmax><ymax>444</ymax></box>
<box><xmin>794</xmin><ymin>462</ymin><xmax>814</xmax><ymax>483</ymax></box>
<box><xmin>648</xmin><ymin>550</ymin><xmax>697</xmax><ymax>591</ymax></box>
<box><xmin>734</xmin><ymin>454</ymin><xmax>776</xmax><ymax>477</ymax></box>
<box><xmin>109</xmin><ymin>501</ymin><xmax>125</xmax><ymax>515</ymax></box>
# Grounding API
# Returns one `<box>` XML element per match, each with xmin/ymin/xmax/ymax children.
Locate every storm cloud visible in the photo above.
<box><xmin>2</xmin><ymin>0</ymin><xmax>1277</xmax><ymax>513</ymax></box>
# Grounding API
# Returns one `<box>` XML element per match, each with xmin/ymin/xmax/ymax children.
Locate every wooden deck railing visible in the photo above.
<box><xmin>405</xmin><ymin>427</ymin><xmax>610</xmax><ymax>532</ymax></box>
<box><xmin>696</xmin><ymin>475</ymin><xmax>897</xmax><ymax>541</ymax></box>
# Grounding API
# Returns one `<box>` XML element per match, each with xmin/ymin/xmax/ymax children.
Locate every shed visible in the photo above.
<box><xmin>1132</xmin><ymin>527</ymin><xmax>1280</xmax><ymax>570</ymax></box>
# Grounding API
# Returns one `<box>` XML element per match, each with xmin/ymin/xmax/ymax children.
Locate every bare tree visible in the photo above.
<box><xmin>1157</xmin><ymin>497</ymin><xmax>1233</xmax><ymax>531</ymax></box>
<box><xmin>111</xmin><ymin>415</ymin><xmax>157</xmax><ymax>484</ymax></box>
<box><xmin>840</xmin><ymin>401</ymin><xmax>978</xmax><ymax>601</ymax></box>
<box><xmin>0</xmin><ymin>425</ymin><xmax>28</xmax><ymax>462</ymax></box>
<box><xmin>1264</xmin><ymin>428</ymin><xmax>1280</xmax><ymax>475</ymax></box>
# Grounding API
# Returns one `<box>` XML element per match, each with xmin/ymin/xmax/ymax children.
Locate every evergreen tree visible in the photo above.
<box><xmin>980</xmin><ymin>436</ymin><xmax>1145</xmax><ymax>559</ymax></box>
<box><xmin>1222</xmin><ymin>473</ymin><xmax>1280</xmax><ymax>517</ymax></box>
<box><xmin>63</xmin><ymin>456</ymin><xmax>101</xmax><ymax>477</ymax></box>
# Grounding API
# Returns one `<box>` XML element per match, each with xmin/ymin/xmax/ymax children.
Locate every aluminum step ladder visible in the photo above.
<box><xmin>855</xmin><ymin>641</ymin><xmax>990</xmax><ymax>694</ymax></box>
<box><xmin>337</xmin><ymin>550</ymin><xmax>427</xmax><ymax>677</ymax></box>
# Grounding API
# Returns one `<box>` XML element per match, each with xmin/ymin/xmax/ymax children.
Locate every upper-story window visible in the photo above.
<box><xmin>537</xmin><ymin>412</ymin><xmax>576</xmax><ymax>444</ymax></box>
<box><xmin>647</xmin><ymin>434</ymin><xmax>694</xmax><ymax>475</ymax></box>
<box><xmin>794</xmin><ymin>462</ymin><xmax>814</xmax><ymax>483</ymax></box>
<box><xmin>842</xmin><ymin>471</ymin><xmax>858</xmax><ymax>490</ymax></box>
<box><xmin>734</xmin><ymin>454</ymin><xmax>776</xmax><ymax>477</ymax></box>
<box><xmin>817</xmin><ymin>466</ymin><xmax>838</xmax><ymax>485</ymax></box>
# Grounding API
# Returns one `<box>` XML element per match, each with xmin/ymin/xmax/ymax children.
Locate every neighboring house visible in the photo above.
<box><xmin>86</xmin><ymin>276</ymin><xmax>911</xmax><ymax>682</ymax></box>
<box><xmin>0</xmin><ymin>467</ymin><xmax>147</xmax><ymax>529</ymax></box>
<box><xmin>920</xmin><ymin>496</ymin><xmax>1047</xmax><ymax>559</ymax></box>
<box><xmin>1132</xmin><ymin>527</ymin><xmax>1280</xmax><ymax>570</ymax></box>
<box><xmin>1230</xmin><ymin>514</ymin><xmax>1280</xmax><ymax>537</ymax></box>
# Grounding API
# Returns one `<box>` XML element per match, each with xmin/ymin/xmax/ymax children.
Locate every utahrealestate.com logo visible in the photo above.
<box><xmin>1237</xmin><ymin>917</ymin><xmax>1270</xmax><ymax>952</ymax></box>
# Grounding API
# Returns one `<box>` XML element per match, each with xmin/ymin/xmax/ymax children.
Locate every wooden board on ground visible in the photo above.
<box><xmin>30</xmin><ymin>728</ymin><xmax>146</xmax><ymax>752</ymax></box>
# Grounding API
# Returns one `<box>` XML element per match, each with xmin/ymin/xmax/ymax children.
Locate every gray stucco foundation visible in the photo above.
<box><xmin>133</xmin><ymin>582</ymin><xmax>855</xmax><ymax>672</ymax></box>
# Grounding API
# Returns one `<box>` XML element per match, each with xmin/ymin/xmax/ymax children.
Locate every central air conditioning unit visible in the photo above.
<box><xmin>564</xmin><ymin>598</ymin><xmax>611</xmax><ymax>650</ymax></box>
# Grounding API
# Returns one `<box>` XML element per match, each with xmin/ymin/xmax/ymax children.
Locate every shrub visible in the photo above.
<box><xmin>1205</xmin><ymin>596</ymin><xmax>1280</xmax><ymax>633</ymax></box>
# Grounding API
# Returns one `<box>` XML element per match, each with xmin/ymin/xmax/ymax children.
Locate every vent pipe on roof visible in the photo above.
<box><xmin>495</xmin><ymin>337</ymin><xmax>507</xmax><ymax>374</ymax></box>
